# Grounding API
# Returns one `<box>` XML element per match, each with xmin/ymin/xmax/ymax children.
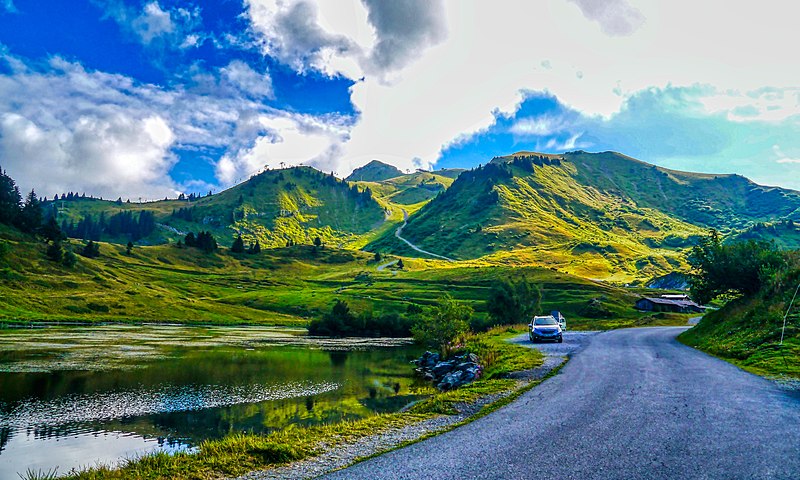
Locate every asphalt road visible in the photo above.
<box><xmin>324</xmin><ymin>327</ymin><xmax>800</xmax><ymax>480</ymax></box>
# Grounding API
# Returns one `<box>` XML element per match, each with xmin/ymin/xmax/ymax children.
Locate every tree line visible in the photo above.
<box><xmin>61</xmin><ymin>210</ymin><xmax>156</xmax><ymax>242</ymax></box>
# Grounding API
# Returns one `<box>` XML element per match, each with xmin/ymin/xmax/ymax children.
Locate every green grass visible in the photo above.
<box><xmin>48</xmin><ymin>166</ymin><xmax>386</xmax><ymax>250</ymax></box>
<box><xmin>52</xmin><ymin>327</ymin><xmax>544</xmax><ymax>480</ymax></box>
<box><xmin>679</xmin><ymin>294</ymin><xmax>800</xmax><ymax>378</ymax></box>
<box><xmin>1</xmin><ymin>225</ymin><xmax>675</xmax><ymax>330</ymax></box>
<box><xmin>369</xmin><ymin>151</ymin><xmax>800</xmax><ymax>282</ymax></box>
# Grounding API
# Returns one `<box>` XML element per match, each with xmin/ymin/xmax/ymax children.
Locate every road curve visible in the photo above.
<box><xmin>324</xmin><ymin>327</ymin><xmax>800</xmax><ymax>480</ymax></box>
<box><xmin>394</xmin><ymin>209</ymin><xmax>454</xmax><ymax>261</ymax></box>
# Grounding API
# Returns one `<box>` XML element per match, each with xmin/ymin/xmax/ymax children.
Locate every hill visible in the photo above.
<box><xmin>48</xmin><ymin>166</ymin><xmax>386</xmax><ymax>249</ymax></box>
<box><xmin>679</xmin><ymin>255</ymin><xmax>800</xmax><ymax>378</ymax></box>
<box><xmin>346</xmin><ymin>160</ymin><xmax>405</xmax><ymax>182</ymax></box>
<box><xmin>353</xmin><ymin>170</ymin><xmax>459</xmax><ymax>207</ymax></box>
<box><xmin>0</xmin><ymin>223</ymin><xmax>669</xmax><ymax>330</ymax></box>
<box><xmin>730</xmin><ymin>219</ymin><xmax>800</xmax><ymax>250</ymax></box>
<box><xmin>368</xmin><ymin>151</ymin><xmax>800</xmax><ymax>281</ymax></box>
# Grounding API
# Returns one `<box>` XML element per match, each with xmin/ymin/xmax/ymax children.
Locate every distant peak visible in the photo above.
<box><xmin>346</xmin><ymin>160</ymin><xmax>405</xmax><ymax>182</ymax></box>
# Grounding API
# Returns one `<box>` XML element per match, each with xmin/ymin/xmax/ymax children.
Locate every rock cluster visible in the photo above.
<box><xmin>413</xmin><ymin>351</ymin><xmax>483</xmax><ymax>391</ymax></box>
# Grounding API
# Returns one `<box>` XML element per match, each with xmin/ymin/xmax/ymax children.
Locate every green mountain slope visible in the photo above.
<box><xmin>353</xmin><ymin>170</ymin><xmax>459</xmax><ymax>207</ymax></box>
<box><xmin>368</xmin><ymin>151</ymin><xmax>800</xmax><ymax>281</ymax></box>
<box><xmin>346</xmin><ymin>160</ymin><xmax>405</xmax><ymax>182</ymax></box>
<box><xmin>49</xmin><ymin>167</ymin><xmax>386</xmax><ymax>249</ymax></box>
<box><xmin>0</xmin><ymin>223</ymin><xmax>664</xmax><ymax>330</ymax></box>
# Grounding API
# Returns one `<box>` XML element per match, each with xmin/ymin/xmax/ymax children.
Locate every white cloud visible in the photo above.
<box><xmin>95</xmin><ymin>0</ymin><xmax>201</xmax><ymax>48</ymax></box>
<box><xmin>132</xmin><ymin>2</ymin><xmax>175</xmax><ymax>44</ymax></box>
<box><xmin>510</xmin><ymin>115</ymin><xmax>572</xmax><ymax>136</ymax></box>
<box><xmin>220</xmin><ymin>60</ymin><xmax>274</xmax><ymax>99</ymax></box>
<box><xmin>774</xmin><ymin>145</ymin><xmax>800</xmax><ymax>164</ymax></box>
<box><xmin>0</xmin><ymin>52</ymin><xmax>343</xmax><ymax>198</ymax></box>
<box><xmin>215</xmin><ymin>112</ymin><xmax>351</xmax><ymax>184</ymax></box>
<box><xmin>243</xmin><ymin>0</ymin><xmax>447</xmax><ymax>80</ymax></box>
<box><xmin>567</xmin><ymin>0</ymin><xmax>645</xmax><ymax>36</ymax></box>
<box><xmin>241</xmin><ymin>0</ymin><xmax>800</xmax><ymax>178</ymax></box>
<box><xmin>245</xmin><ymin>0</ymin><xmax>360</xmax><ymax>76</ymax></box>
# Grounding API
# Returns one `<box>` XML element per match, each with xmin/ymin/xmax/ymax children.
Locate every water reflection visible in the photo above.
<box><xmin>0</xmin><ymin>326</ymin><xmax>426</xmax><ymax>477</ymax></box>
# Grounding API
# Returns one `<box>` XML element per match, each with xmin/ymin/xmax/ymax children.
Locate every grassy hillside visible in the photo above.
<box><xmin>563</xmin><ymin>151</ymin><xmax>800</xmax><ymax>230</ymax></box>
<box><xmin>346</xmin><ymin>160</ymin><xmax>405</xmax><ymax>182</ymax></box>
<box><xmin>0</xmin><ymin>224</ymin><xmax>673</xmax><ymax>329</ymax></box>
<box><xmin>369</xmin><ymin>151</ymin><xmax>800</xmax><ymax>281</ymax></box>
<box><xmin>354</xmin><ymin>170</ymin><xmax>457</xmax><ymax>206</ymax></box>
<box><xmin>730</xmin><ymin>220</ymin><xmax>800</xmax><ymax>250</ymax></box>
<box><xmin>680</xmin><ymin>284</ymin><xmax>800</xmax><ymax>379</ymax></box>
<box><xmin>48</xmin><ymin>166</ymin><xmax>386</xmax><ymax>249</ymax></box>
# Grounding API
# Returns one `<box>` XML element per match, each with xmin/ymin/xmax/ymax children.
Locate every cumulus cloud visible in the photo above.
<box><xmin>244</xmin><ymin>0</ymin><xmax>447</xmax><ymax>79</ymax></box>
<box><xmin>215</xmin><ymin>112</ymin><xmax>351</xmax><ymax>184</ymax></box>
<box><xmin>245</xmin><ymin>0</ymin><xmax>359</xmax><ymax>75</ymax></box>
<box><xmin>0</xmin><ymin>58</ymin><xmax>179</xmax><ymax>198</ymax></box>
<box><xmin>220</xmin><ymin>60</ymin><xmax>274</xmax><ymax>99</ymax></box>
<box><xmin>94</xmin><ymin>0</ymin><xmax>201</xmax><ymax>48</ymax></box>
<box><xmin>0</xmin><ymin>51</ymin><xmax>342</xmax><ymax>197</ymax></box>
<box><xmin>361</xmin><ymin>0</ymin><xmax>447</xmax><ymax>76</ymax></box>
<box><xmin>242</xmin><ymin>0</ymin><xmax>800</xmax><ymax>180</ymax></box>
<box><xmin>567</xmin><ymin>0</ymin><xmax>645</xmax><ymax>36</ymax></box>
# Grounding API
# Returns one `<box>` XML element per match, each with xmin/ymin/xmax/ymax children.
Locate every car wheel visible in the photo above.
<box><xmin>558</xmin><ymin>336</ymin><xmax>563</xmax><ymax>343</ymax></box>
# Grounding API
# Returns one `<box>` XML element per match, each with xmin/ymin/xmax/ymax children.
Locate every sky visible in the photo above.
<box><xmin>0</xmin><ymin>0</ymin><xmax>798</xmax><ymax>199</ymax></box>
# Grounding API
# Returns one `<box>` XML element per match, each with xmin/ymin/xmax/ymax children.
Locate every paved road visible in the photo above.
<box><xmin>394</xmin><ymin>210</ymin><xmax>454</xmax><ymax>261</ymax></box>
<box><xmin>325</xmin><ymin>327</ymin><xmax>800</xmax><ymax>480</ymax></box>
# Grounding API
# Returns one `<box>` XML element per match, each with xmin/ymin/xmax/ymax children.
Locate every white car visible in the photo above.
<box><xmin>528</xmin><ymin>315</ymin><xmax>563</xmax><ymax>343</ymax></box>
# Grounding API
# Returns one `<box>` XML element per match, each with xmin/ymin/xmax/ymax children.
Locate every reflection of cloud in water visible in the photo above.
<box><xmin>0</xmin><ymin>381</ymin><xmax>340</xmax><ymax>429</ymax></box>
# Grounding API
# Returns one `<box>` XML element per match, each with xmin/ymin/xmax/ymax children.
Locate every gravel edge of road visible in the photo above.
<box><xmin>236</xmin><ymin>353</ymin><xmax>567</xmax><ymax>480</ymax></box>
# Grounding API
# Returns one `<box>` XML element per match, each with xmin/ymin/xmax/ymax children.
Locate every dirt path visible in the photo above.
<box><xmin>394</xmin><ymin>210</ymin><xmax>454</xmax><ymax>261</ymax></box>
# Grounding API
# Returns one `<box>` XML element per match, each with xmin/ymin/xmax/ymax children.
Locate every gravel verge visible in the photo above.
<box><xmin>236</xmin><ymin>331</ymin><xmax>596</xmax><ymax>480</ymax></box>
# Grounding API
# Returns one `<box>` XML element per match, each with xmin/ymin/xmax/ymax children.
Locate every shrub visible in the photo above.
<box><xmin>412</xmin><ymin>294</ymin><xmax>473</xmax><ymax>356</ymax></box>
<box><xmin>688</xmin><ymin>230</ymin><xmax>787</xmax><ymax>303</ymax></box>
<box><xmin>485</xmin><ymin>277</ymin><xmax>542</xmax><ymax>328</ymax></box>
<box><xmin>308</xmin><ymin>300</ymin><xmax>413</xmax><ymax>337</ymax></box>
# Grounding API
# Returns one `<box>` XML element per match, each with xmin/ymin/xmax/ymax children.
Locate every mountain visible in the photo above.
<box><xmin>346</xmin><ymin>160</ymin><xmax>405</xmax><ymax>182</ymax></box>
<box><xmin>347</xmin><ymin>160</ymin><xmax>465</xmax><ymax>206</ymax></box>
<box><xmin>49</xmin><ymin>166</ymin><xmax>385</xmax><ymax>249</ymax></box>
<box><xmin>367</xmin><ymin>151</ymin><xmax>800</xmax><ymax>281</ymax></box>
<box><xmin>352</xmin><ymin>170</ymin><xmax>461</xmax><ymax>207</ymax></box>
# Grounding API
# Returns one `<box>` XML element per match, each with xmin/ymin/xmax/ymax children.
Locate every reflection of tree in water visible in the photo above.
<box><xmin>0</xmin><ymin>426</ymin><xmax>11</xmax><ymax>455</ymax></box>
<box><xmin>328</xmin><ymin>351</ymin><xmax>348</xmax><ymax>367</ymax></box>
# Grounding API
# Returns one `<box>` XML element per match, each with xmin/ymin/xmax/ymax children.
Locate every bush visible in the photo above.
<box><xmin>46</xmin><ymin>241</ymin><xmax>63</xmax><ymax>262</ymax></box>
<box><xmin>412</xmin><ymin>294</ymin><xmax>473</xmax><ymax>356</ymax></box>
<box><xmin>485</xmin><ymin>277</ymin><xmax>542</xmax><ymax>328</ymax></box>
<box><xmin>61</xmin><ymin>248</ymin><xmax>77</xmax><ymax>268</ymax></box>
<box><xmin>688</xmin><ymin>230</ymin><xmax>787</xmax><ymax>303</ymax></box>
<box><xmin>308</xmin><ymin>300</ymin><xmax>413</xmax><ymax>337</ymax></box>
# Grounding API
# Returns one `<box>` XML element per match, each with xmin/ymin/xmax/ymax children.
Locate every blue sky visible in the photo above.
<box><xmin>0</xmin><ymin>0</ymin><xmax>798</xmax><ymax>198</ymax></box>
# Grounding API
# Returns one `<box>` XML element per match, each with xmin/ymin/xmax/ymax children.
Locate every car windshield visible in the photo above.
<box><xmin>534</xmin><ymin>317</ymin><xmax>557</xmax><ymax>326</ymax></box>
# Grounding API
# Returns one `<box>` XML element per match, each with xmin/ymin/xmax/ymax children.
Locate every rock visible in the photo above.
<box><xmin>432</xmin><ymin>361</ymin><xmax>456</xmax><ymax>378</ymax></box>
<box><xmin>414</xmin><ymin>351</ymin><xmax>440</xmax><ymax>369</ymax></box>
<box><xmin>413</xmin><ymin>351</ymin><xmax>483</xmax><ymax>391</ymax></box>
<box><xmin>437</xmin><ymin>370</ymin><xmax>466</xmax><ymax>391</ymax></box>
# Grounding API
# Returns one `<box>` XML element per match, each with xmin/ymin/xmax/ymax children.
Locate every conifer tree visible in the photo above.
<box><xmin>231</xmin><ymin>234</ymin><xmax>245</xmax><ymax>253</ymax></box>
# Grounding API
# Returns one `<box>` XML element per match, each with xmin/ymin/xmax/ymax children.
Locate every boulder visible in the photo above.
<box><xmin>432</xmin><ymin>360</ymin><xmax>456</xmax><ymax>378</ymax></box>
<box><xmin>413</xmin><ymin>351</ymin><xmax>483</xmax><ymax>391</ymax></box>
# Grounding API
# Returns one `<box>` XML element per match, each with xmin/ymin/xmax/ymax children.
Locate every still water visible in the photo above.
<box><xmin>0</xmin><ymin>325</ymin><xmax>425</xmax><ymax>477</ymax></box>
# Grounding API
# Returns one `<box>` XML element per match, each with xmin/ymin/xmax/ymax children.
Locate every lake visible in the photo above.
<box><xmin>0</xmin><ymin>325</ymin><xmax>425</xmax><ymax>478</ymax></box>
